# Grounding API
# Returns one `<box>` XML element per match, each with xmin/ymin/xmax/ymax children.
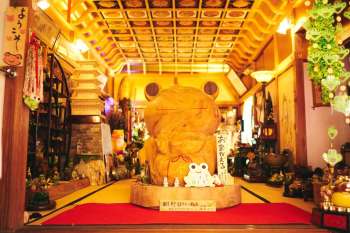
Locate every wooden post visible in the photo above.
<box><xmin>294</xmin><ymin>32</ymin><xmax>308</xmax><ymax>166</ymax></box>
<box><xmin>0</xmin><ymin>0</ymin><xmax>31</xmax><ymax>232</ymax></box>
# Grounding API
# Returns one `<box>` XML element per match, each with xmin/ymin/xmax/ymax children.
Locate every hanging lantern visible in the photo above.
<box><xmin>260</xmin><ymin>120</ymin><xmax>277</xmax><ymax>141</ymax></box>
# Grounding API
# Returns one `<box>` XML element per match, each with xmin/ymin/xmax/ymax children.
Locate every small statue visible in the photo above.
<box><xmin>163</xmin><ymin>177</ymin><xmax>168</xmax><ymax>187</ymax></box>
<box><xmin>184</xmin><ymin>163</ymin><xmax>215</xmax><ymax>187</ymax></box>
<box><xmin>174</xmin><ymin>177</ymin><xmax>180</xmax><ymax>187</ymax></box>
<box><xmin>213</xmin><ymin>174</ymin><xmax>223</xmax><ymax>186</ymax></box>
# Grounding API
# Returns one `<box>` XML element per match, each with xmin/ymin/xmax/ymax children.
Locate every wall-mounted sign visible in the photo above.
<box><xmin>216</xmin><ymin>131</ymin><xmax>230</xmax><ymax>185</ymax></box>
<box><xmin>1</xmin><ymin>7</ymin><xmax>28</xmax><ymax>67</ymax></box>
<box><xmin>32</xmin><ymin>10</ymin><xmax>60</xmax><ymax>49</ymax></box>
<box><xmin>160</xmin><ymin>200</ymin><xmax>216</xmax><ymax>212</ymax></box>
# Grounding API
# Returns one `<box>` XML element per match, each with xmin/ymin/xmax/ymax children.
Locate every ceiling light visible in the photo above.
<box><xmin>277</xmin><ymin>18</ymin><xmax>291</xmax><ymax>35</ymax></box>
<box><xmin>37</xmin><ymin>0</ymin><xmax>50</xmax><ymax>10</ymax></box>
<box><xmin>74</xmin><ymin>39</ymin><xmax>89</xmax><ymax>53</ymax></box>
<box><xmin>251</xmin><ymin>70</ymin><xmax>274</xmax><ymax>83</ymax></box>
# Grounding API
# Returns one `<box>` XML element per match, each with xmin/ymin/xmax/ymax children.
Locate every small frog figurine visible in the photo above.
<box><xmin>184</xmin><ymin>163</ymin><xmax>215</xmax><ymax>187</ymax></box>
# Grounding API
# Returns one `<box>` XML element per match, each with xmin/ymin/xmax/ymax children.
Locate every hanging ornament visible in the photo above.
<box><xmin>329</xmin><ymin>92</ymin><xmax>334</xmax><ymax>99</ymax></box>
<box><xmin>336</xmin><ymin>16</ymin><xmax>342</xmax><ymax>22</ymax></box>
<box><xmin>332</xmin><ymin>94</ymin><xmax>350</xmax><ymax>116</ymax></box>
<box><xmin>321</xmin><ymin>75</ymin><xmax>340</xmax><ymax>91</ymax></box>
<box><xmin>340</xmin><ymin>85</ymin><xmax>346</xmax><ymax>92</ymax></box>
<box><xmin>322</xmin><ymin>149</ymin><xmax>342</xmax><ymax>167</ymax></box>
<box><xmin>22</xmin><ymin>32</ymin><xmax>44</xmax><ymax>111</ymax></box>
<box><xmin>305</xmin><ymin>1</ymin><xmax>311</xmax><ymax>7</ymax></box>
<box><xmin>327</xmin><ymin>126</ymin><xmax>338</xmax><ymax>140</ymax></box>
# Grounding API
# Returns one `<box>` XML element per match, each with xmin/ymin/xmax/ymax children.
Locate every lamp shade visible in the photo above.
<box><xmin>251</xmin><ymin>70</ymin><xmax>274</xmax><ymax>83</ymax></box>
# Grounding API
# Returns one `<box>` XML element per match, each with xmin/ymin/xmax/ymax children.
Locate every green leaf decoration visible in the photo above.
<box><xmin>321</xmin><ymin>75</ymin><xmax>340</xmax><ymax>91</ymax></box>
<box><xmin>322</xmin><ymin>149</ymin><xmax>342</xmax><ymax>167</ymax></box>
<box><xmin>344</xmin><ymin>10</ymin><xmax>350</xmax><ymax>20</ymax></box>
<box><xmin>23</xmin><ymin>96</ymin><xmax>39</xmax><ymax>111</ymax></box>
<box><xmin>333</xmin><ymin>2</ymin><xmax>347</xmax><ymax>14</ymax></box>
<box><xmin>305</xmin><ymin>0</ymin><xmax>350</xmax><ymax>104</ymax></box>
<box><xmin>327</xmin><ymin>126</ymin><xmax>338</xmax><ymax>140</ymax></box>
<box><xmin>332</xmin><ymin>94</ymin><xmax>350</xmax><ymax>115</ymax></box>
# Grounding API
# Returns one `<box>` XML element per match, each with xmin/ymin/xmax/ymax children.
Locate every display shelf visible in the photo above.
<box><xmin>27</xmin><ymin>54</ymin><xmax>72</xmax><ymax>178</ymax></box>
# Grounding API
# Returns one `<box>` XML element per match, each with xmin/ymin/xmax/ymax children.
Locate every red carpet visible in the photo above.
<box><xmin>43</xmin><ymin>203</ymin><xmax>311</xmax><ymax>225</ymax></box>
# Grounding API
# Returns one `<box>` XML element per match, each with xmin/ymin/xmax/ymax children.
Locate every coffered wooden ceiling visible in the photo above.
<box><xmin>49</xmin><ymin>0</ymin><xmax>291</xmax><ymax>73</ymax></box>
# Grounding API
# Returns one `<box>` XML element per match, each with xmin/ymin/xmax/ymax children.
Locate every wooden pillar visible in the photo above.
<box><xmin>0</xmin><ymin>0</ymin><xmax>31</xmax><ymax>232</ymax></box>
<box><xmin>294</xmin><ymin>32</ymin><xmax>308</xmax><ymax>166</ymax></box>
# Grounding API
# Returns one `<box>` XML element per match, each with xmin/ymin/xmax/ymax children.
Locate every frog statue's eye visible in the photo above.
<box><xmin>189</xmin><ymin>163</ymin><xmax>197</xmax><ymax>170</ymax></box>
<box><xmin>200</xmin><ymin>163</ymin><xmax>208</xmax><ymax>170</ymax></box>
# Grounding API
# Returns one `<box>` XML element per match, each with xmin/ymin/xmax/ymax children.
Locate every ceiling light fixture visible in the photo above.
<box><xmin>74</xmin><ymin>39</ymin><xmax>89</xmax><ymax>53</ymax></box>
<box><xmin>277</xmin><ymin>18</ymin><xmax>291</xmax><ymax>35</ymax></box>
<box><xmin>250</xmin><ymin>70</ymin><xmax>274</xmax><ymax>83</ymax></box>
<box><xmin>37</xmin><ymin>0</ymin><xmax>50</xmax><ymax>10</ymax></box>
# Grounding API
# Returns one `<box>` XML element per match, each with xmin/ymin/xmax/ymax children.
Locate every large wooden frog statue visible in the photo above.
<box><xmin>139</xmin><ymin>86</ymin><xmax>220</xmax><ymax>186</ymax></box>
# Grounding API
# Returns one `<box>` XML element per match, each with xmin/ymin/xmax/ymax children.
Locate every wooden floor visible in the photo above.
<box><xmin>19</xmin><ymin>178</ymin><xmax>329</xmax><ymax>233</ymax></box>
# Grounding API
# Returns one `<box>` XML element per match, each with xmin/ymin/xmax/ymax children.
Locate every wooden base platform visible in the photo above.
<box><xmin>48</xmin><ymin>178</ymin><xmax>90</xmax><ymax>200</ymax></box>
<box><xmin>130</xmin><ymin>182</ymin><xmax>241</xmax><ymax>209</ymax></box>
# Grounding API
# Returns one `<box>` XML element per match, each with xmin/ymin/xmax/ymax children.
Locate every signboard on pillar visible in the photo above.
<box><xmin>216</xmin><ymin>131</ymin><xmax>230</xmax><ymax>185</ymax></box>
<box><xmin>1</xmin><ymin>7</ymin><xmax>28</xmax><ymax>67</ymax></box>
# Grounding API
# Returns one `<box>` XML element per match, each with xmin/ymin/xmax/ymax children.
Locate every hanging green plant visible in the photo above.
<box><xmin>304</xmin><ymin>0</ymin><xmax>350</xmax><ymax>103</ymax></box>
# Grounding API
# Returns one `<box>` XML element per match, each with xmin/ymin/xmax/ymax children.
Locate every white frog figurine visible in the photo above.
<box><xmin>184</xmin><ymin>162</ymin><xmax>215</xmax><ymax>187</ymax></box>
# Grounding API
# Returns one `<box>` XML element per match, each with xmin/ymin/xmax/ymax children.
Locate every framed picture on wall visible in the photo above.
<box><xmin>312</xmin><ymin>82</ymin><xmax>330</xmax><ymax>108</ymax></box>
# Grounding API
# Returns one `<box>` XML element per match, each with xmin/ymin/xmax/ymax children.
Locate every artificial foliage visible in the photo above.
<box><xmin>304</xmin><ymin>0</ymin><xmax>350</xmax><ymax>103</ymax></box>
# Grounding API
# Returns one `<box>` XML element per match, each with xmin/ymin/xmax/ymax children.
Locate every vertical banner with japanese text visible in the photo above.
<box><xmin>0</xmin><ymin>7</ymin><xmax>28</xmax><ymax>67</ymax></box>
<box><xmin>216</xmin><ymin>131</ymin><xmax>230</xmax><ymax>185</ymax></box>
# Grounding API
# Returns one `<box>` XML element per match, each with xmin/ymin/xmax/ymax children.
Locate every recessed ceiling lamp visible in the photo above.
<box><xmin>277</xmin><ymin>18</ymin><xmax>291</xmax><ymax>35</ymax></box>
<box><xmin>74</xmin><ymin>39</ymin><xmax>89</xmax><ymax>53</ymax></box>
<box><xmin>37</xmin><ymin>0</ymin><xmax>50</xmax><ymax>10</ymax></box>
<box><xmin>250</xmin><ymin>70</ymin><xmax>274</xmax><ymax>83</ymax></box>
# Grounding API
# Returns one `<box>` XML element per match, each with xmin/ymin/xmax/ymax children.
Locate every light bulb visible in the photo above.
<box><xmin>74</xmin><ymin>39</ymin><xmax>89</xmax><ymax>53</ymax></box>
<box><xmin>37</xmin><ymin>0</ymin><xmax>50</xmax><ymax>10</ymax></box>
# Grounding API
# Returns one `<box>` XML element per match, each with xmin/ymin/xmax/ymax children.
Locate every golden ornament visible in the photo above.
<box><xmin>304</xmin><ymin>1</ymin><xmax>311</xmax><ymax>6</ymax></box>
<box><xmin>329</xmin><ymin>92</ymin><xmax>334</xmax><ymax>99</ymax></box>
<box><xmin>336</xmin><ymin>16</ymin><xmax>342</xmax><ymax>22</ymax></box>
<box><xmin>340</xmin><ymin>85</ymin><xmax>346</xmax><ymax>92</ymax></box>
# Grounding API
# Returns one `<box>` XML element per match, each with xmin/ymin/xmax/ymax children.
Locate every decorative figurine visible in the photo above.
<box><xmin>174</xmin><ymin>177</ymin><xmax>180</xmax><ymax>187</ymax></box>
<box><xmin>184</xmin><ymin>163</ymin><xmax>215</xmax><ymax>187</ymax></box>
<box><xmin>163</xmin><ymin>177</ymin><xmax>168</xmax><ymax>187</ymax></box>
<box><xmin>213</xmin><ymin>174</ymin><xmax>223</xmax><ymax>186</ymax></box>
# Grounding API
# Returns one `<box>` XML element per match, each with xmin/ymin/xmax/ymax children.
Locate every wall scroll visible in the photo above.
<box><xmin>1</xmin><ymin>7</ymin><xmax>28</xmax><ymax>67</ymax></box>
<box><xmin>216</xmin><ymin>131</ymin><xmax>230</xmax><ymax>185</ymax></box>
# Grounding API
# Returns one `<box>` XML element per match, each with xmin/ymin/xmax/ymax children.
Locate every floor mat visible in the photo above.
<box><xmin>43</xmin><ymin>203</ymin><xmax>311</xmax><ymax>225</ymax></box>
